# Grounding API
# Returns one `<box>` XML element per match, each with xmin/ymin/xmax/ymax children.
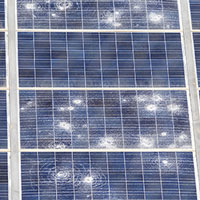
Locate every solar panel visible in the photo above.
<box><xmin>0</xmin><ymin>91</ymin><xmax>7</xmax><ymax>149</ymax></box>
<box><xmin>0</xmin><ymin>0</ymin><xmax>5</xmax><ymax>29</ymax></box>
<box><xmin>17</xmin><ymin>0</ymin><xmax>180</xmax><ymax>30</ymax></box>
<box><xmin>21</xmin><ymin>152</ymin><xmax>197</xmax><ymax>200</ymax></box>
<box><xmin>0</xmin><ymin>153</ymin><xmax>8</xmax><ymax>200</ymax></box>
<box><xmin>189</xmin><ymin>0</ymin><xmax>200</xmax><ymax>29</ymax></box>
<box><xmin>0</xmin><ymin>32</ymin><xmax>6</xmax><ymax>87</ymax></box>
<box><xmin>13</xmin><ymin>0</ymin><xmax>199</xmax><ymax>199</ymax></box>
<box><xmin>192</xmin><ymin>33</ymin><xmax>200</xmax><ymax>86</ymax></box>
<box><xmin>19</xmin><ymin>90</ymin><xmax>191</xmax><ymax>149</ymax></box>
<box><xmin>18</xmin><ymin>32</ymin><xmax>185</xmax><ymax>87</ymax></box>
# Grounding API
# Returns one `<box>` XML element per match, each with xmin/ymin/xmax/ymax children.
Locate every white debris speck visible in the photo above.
<box><xmin>146</xmin><ymin>104</ymin><xmax>157</xmax><ymax>111</ymax></box>
<box><xmin>167</xmin><ymin>104</ymin><xmax>180</xmax><ymax>113</ymax></box>
<box><xmin>133</xmin><ymin>5</ymin><xmax>140</xmax><ymax>10</ymax></box>
<box><xmin>113</xmin><ymin>22</ymin><xmax>121</xmax><ymax>27</ymax></box>
<box><xmin>55</xmin><ymin>143</ymin><xmax>66</xmax><ymax>149</ymax></box>
<box><xmin>58</xmin><ymin>106</ymin><xmax>74</xmax><ymax>111</ymax></box>
<box><xmin>25</xmin><ymin>3</ymin><xmax>35</xmax><ymax>10</ymax></box>
<box><xmin>149</xmin><ymin>12</ymin><xmax>163</xmax><ymax>23</ymax></box>
<box><xmin>82</xmin><ymin>124</ymin><xmax>88</xmax><ymax>128</ymax></box>
<box><xmin>179</xmin><ymin>134</ymin><xmax>188</xmax><ymax>141</ymax></box>
<box><xmin>59</xmin><ymin>122</ymin><xmax>72</xmax><ymax>132</ymax></box>
<box><xmin>21</xmin><ymin>101</ymin><xmax>34</xmax><ymax>111</ymax></box>
<box><xmin>136</xmin><ymin>95</ymin><xmax>147</xmax><ymax>102</ymax></box>
<box><xmin>56</xmin><ymin>171</ymin><xmax>70</xmax><ymax>179</ymax></box>
<box><xmin>103</xmin><ymin>11</ymin><xmax>122</xmax><ymax>28</ymax></box>
<box><xmin>161</xmin><ymin>132</ymin><xmax>167</xmax><ymax>136</ymax></box>
<box><xmin>77</xmin><ymin>134</ymin><xmax>82</xmax><ymax>139</ymax></box>
<box><xmin>51</xmin><ymin>13</ymin><xmax>56</xmax><ymax>17</ymax></box>
<box><xmin>162</xmin><ymin>160</ymin><xmax>168</xmax><ymax>166</ymax></box>
<box><xmin>152</xmin><ymin>95</ymin><xmax>163</xmax><ymax>102</ymax></box>
<box><xmin>107</xmin><ymin>16</ymin><xmax>114</xmax><ymax>23</ymax></box>
<box><xmin>98</xmin><ymin>137</ymin><xmax>116</xmax><ymax>149</ymax></box>
<box><xmin>57</xmin><ymin>2</ymin><xmax>72</xmax><ymax>11</ymax></box>
<box><xmin>115</xmin><ymin>11</ymin><xmax>120</xmax><ymax>16</ymax></box>
<box><xmin>73</xmin><ymin>99</ymin><xmax>82</xmax><ymax>105</ymax></box>
<box><xmin>58</xmin><ymin>107</ymin><xmax>66</xmax><ymax>111</ymax></box>
<box><xmin>48</xmin><ymin>143</ymin><xmax>66</xmax><ymax>149</ymax></box>
<box><xmin>67</xmin><ymin>106</ymin><xmax>74</xmax><ymax>111</ymax></box>
<box><xmin>140</xmin><ymin>137</ymin><xmax>154</xmax><ymax>148</ymax></box>
<box><xmin>83</xmin><ymin>176</ymin><xmax>93</xmax><ymax>184</ymax></box>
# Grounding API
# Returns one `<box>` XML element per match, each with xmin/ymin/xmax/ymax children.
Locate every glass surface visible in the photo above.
<box><xmin>0</xmin><ymin>0</ymin><xmax>5</xmax><ymax>28</ymax></box>
<box><xmin>0</xmin><ymin>153</ymin><xmax>8</xmax><ymax>200</ymax></box>
<box><xmin>190</xmin><ymin>0</ymin><xmax>200</xmax><ymax>29</ymax></box>
<box><xmin>21</xmin><ymin>152</ymin><xmax>197</xmax><ymax>200</ymax></box>
<box><xmin>14</xmin><ymin>1</ymin><xmax>198</xmax><ymax>199</ymax></box>
<box><xmin>18</xmin><ymin>32</ymin><xmax>185</xmax><ymax>87</ymax></box>
<box><xmin>0</xmin><ymin>91</ymin><xmax>7</xmax><ymax>149</ymax></box>
<box><xmin>0</xmin><ymin>32</ymin><xmax>6</xmax><ymax>87</ymax></box>
<box><xmin>17</xmin><ymin>0</ymin><xmax>180</xmax><ymax>30</ymax></box>
<box><xmin>193</xmin><ymin>33</ymin><xmax>200</xmax><ymax>86</ymax></box>
<box><xmin>20</xmin><ymin>90</ymin><xmax>191</xmax><ymax>149</ymax></box>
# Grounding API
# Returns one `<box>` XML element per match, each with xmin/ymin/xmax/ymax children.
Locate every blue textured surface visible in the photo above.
<box><xmin>16</xmin><ymin>1</ymin><xmax>198</xmax><ymax>199</ymax></box>
<box><xmin>17</xmin><ymin>0</ymin><xmax>180</xmax><ymax>29</ymax></box>
<box><xmin>0</xmin><ymin>91</ymin><xmax>7</xmax><ymax>149</ymax></box>
<box><xmin>0</xmin><ymin>0</ymin><xmax>5</xmax><ymax>28</ymax></box>
<box><xmin>21</xmin><ymin>152</ymin><xmax>197</xmax><ymax>200</ymax></box>
<box><xmin>0</xmin><ymin>32</ymin><xmax>6</xmax><ymax>87</ymax></box>
<box><xmin>193</xmin><ymin>33</ymin><xmax>200</xmax><ymax>86</ymax></box>
<box><xmin>18</xmin><ymin>32</ymin><xmax>185</xmax><ymax>87</ymax></box>
<box><xmin>19</xmin><ymin>90</ymin><xmax>191</xmax><ymax>149</ymax></box>
<box><xmin>190</xmin><ymin>0</ymin><xmax>200</xmax><ymax>29</ymax></box>
<box><xmin>0</xmin><ymin>153</ymin><xmax>8</xmax><ymax>200</ymax></box>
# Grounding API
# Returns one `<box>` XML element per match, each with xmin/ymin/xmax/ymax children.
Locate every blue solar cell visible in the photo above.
<box><xmin>0</xmin><ymin>91</ymin><xmax>7</xmax><ymax>149</ymax></box>
<box><xmin>17</xmin><ymin>0</ymin><xmax>180</xmax><ymax>29</ymax></box>
<box><xmin>18</xmin><ymin>32</ymin><xmax>185</xmax><ymax>87</ymax></box>
<box><xmin>0</xmin><ymin>32</ymin><xmax>6</xmax><ymax>87</ymax></box>
<box><xmin>0</xmin><ymin>0</ymin><xmax>5</xmax><ymax>28</ymax></box>
<box><xmin>0</xmin><ymin>153</ymin><xmax>8</xmax><ymax>200</ymax></box>
<box><xmin>21</xmin><ymin>152</ymin><xmax>197</xmax><ymax>200</ymax></box>
<box><xmin>190</xmin><ymin>0</ymin><xmax>200</xmax><ymax>29</ymax></box>
<box><xmin>193</xmin><ymin>33</ymin><xmax>200</xmax><ymax>86</ymax></box>
<box><xmin>19</xmin><ymin>90</ymin><xmax>191</xmax><ymax>149</ymax></box>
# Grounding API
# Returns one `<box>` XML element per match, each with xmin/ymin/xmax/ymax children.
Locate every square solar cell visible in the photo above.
<box><xmin>0</xmin><ymin>153</ymin><xmax>8</xmax><ymax>200</ymax></box>
<box><xmin>0</xmin><ymin>91</ymin><xmax>7</xmax><ymax>149</ymax></box>
<box><xmin>19</xmin><ymin>90</ymin><xmax>191</xmax><ymax>149</ymax></box>
<box><xmin>190</xmin><ymin>0</ymin><xmax>200</xmax><ymax>29</ymax></box>
<box><xmin>17</xmin><ymin>0</ymin><xmax>180</xmax><ymax>29</ymax></box>
<box><xmin>0</xmin><ymin>0</ymin><xmax>5</xmax><ymax>28</ymax></box>
<box><xmin>21</xmin><ymin>152</ymin><xmax>197</xmax><ymax>200</ymax></box>
<box><xmin>0</xmin><ymin>32</ymin><xmax>6</xmax><ymax>87</ymax></box>
<box><xmin>18</xmin><ymin>32</ymin><xmax>185</xmax><ymax>87</ymax></box>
